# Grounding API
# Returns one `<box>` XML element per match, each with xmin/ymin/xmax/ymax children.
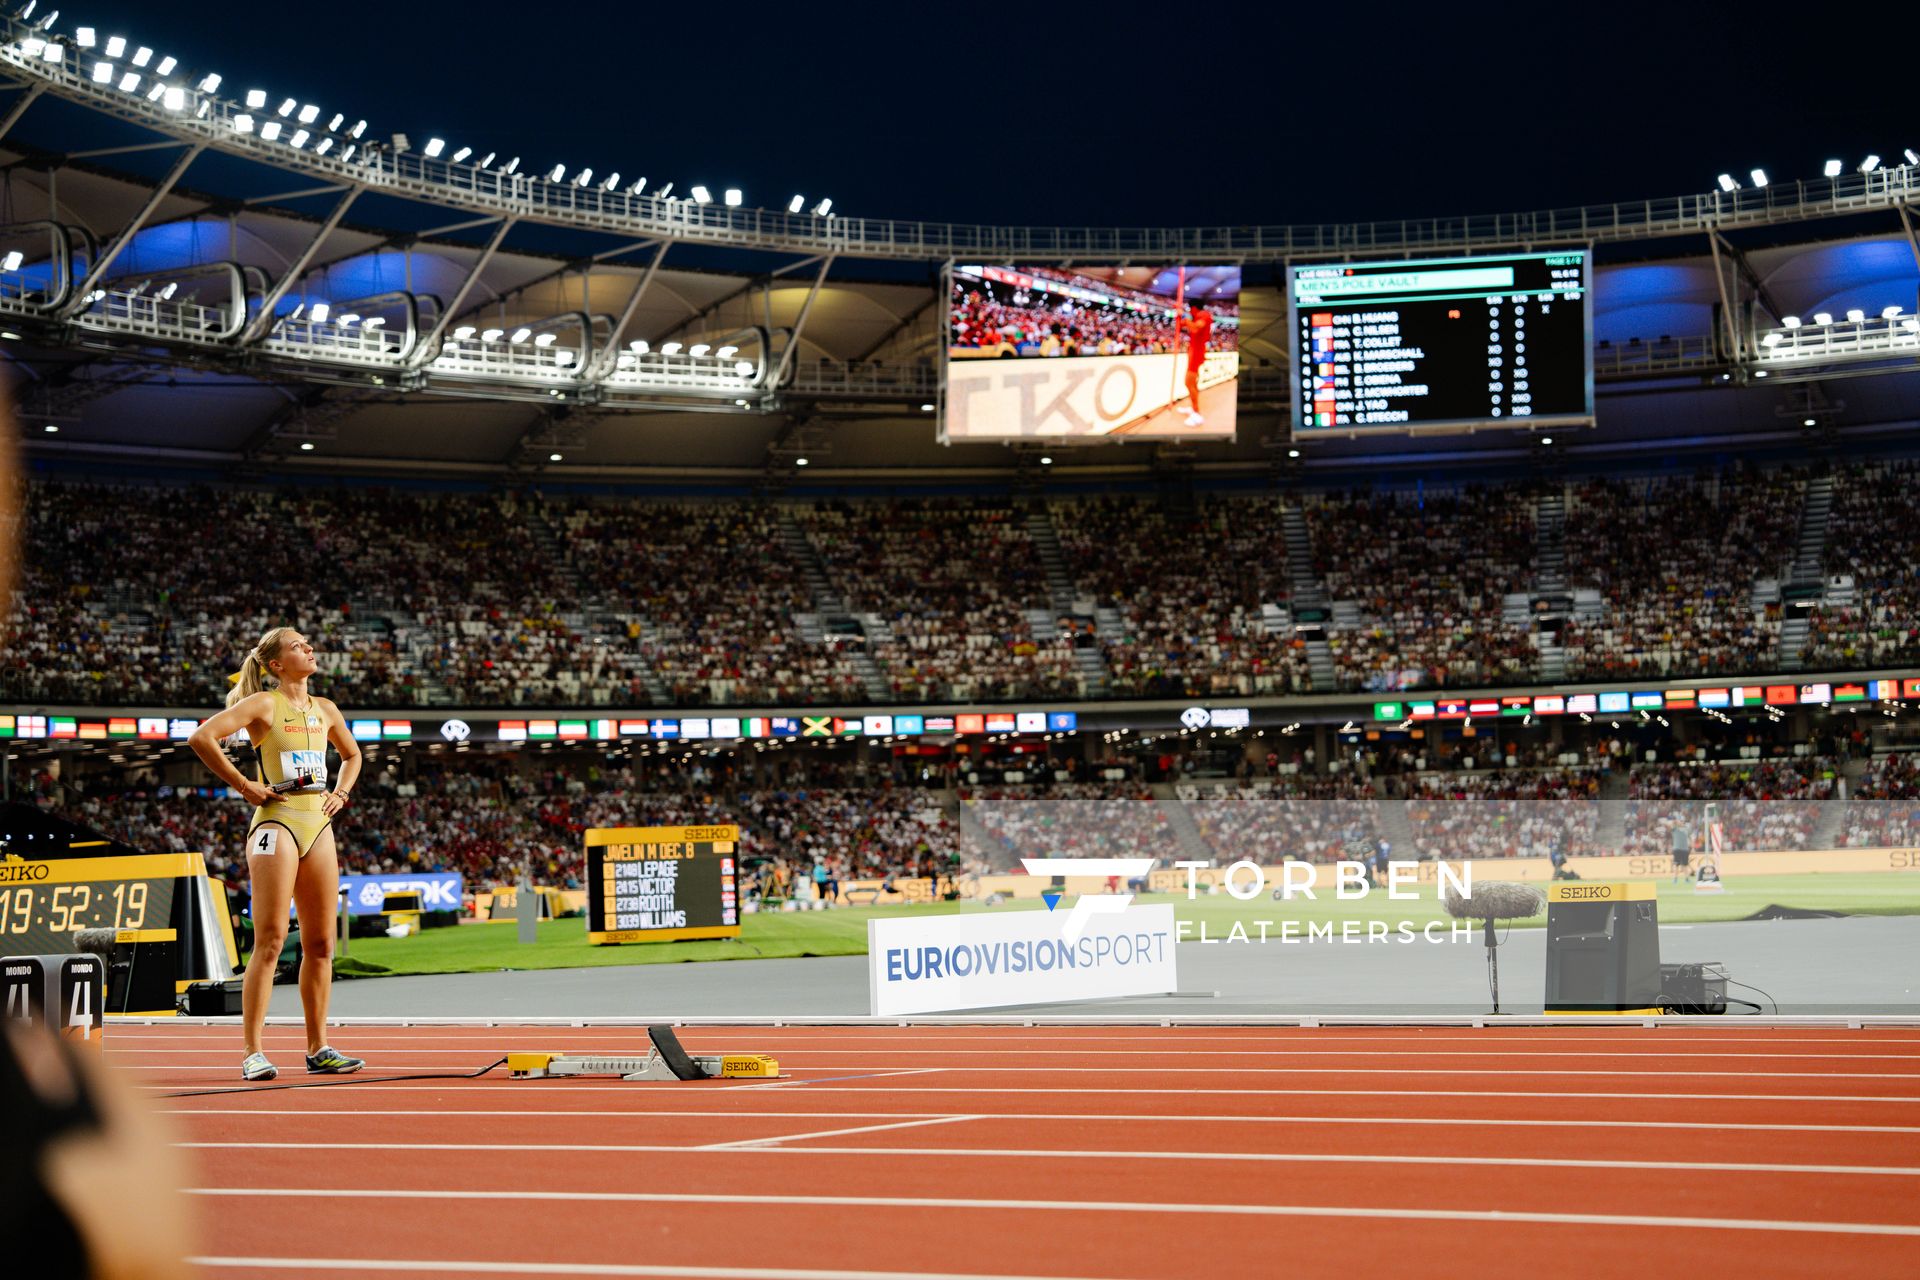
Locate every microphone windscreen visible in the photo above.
<box><xmin>1443</xmin><ymin>880</ymin><xmax>1546</xmax><ymax>920</ymax></box>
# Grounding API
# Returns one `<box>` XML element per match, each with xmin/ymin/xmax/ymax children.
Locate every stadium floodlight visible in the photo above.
<box><xmin>75</xmin><ymin>25</ymin><xmax>93</xmax><ymax>47</ymax></box>
<box><xmin>919</xmin><ymin>403</ymin><xmax>934</xmax><ymax>412</ymax></box>
<box><xmin>1541</xmin><ymin>436</ymin><xmax>1553</xmax><ymax>445</ymax></box>
<box><xmin>163</xmin><ymin>86</ymin><xmax>184</xmax><ymax>111</ymax></box>
<box><xmin>89</xmin><ymin>60</ymin><xmax>110</xmax><ymax>83</ymax></box>
<box><xmin>144</xmin><ymin>81</ymin><xmax>163</xmax><ymax>101</ymax></box>
<box><xmin>1823</xmin><ymin>159</ymin><xmax>1842</xmax><ymax>177</ymax></box>
<box><xmin>338</xmin><ymin>313</ymin><xmax>359</xmax><ymax>325</ymax></box>
<box><xmin>309</xmin><ymin>303</ymin><xmax>329</xmax><ymax>322</ymax></box>
<box><xmin>1907</xmin><ymin>150</ymin><xmax>1920</xmax><ymax>166</ymax></box>
<box><xmin>1804</xmin><ymin>417</ymin><xmax>1817</xmax><ymax>427</ymax></box>
<box><xmin>654</xmin><ymin>182</ymin><xmax>673</xmax><ymax>198</ymax></box>
<box><xmin>156</xmin><ymin>56</ymin><xmax>176</xmax><ymax>76</ymax></box>
<box><xmin>1</xmin><ymin>252</ymin><xmax>21</xmax><ymax>272</ymax></box>
<box><xmin>690</xmin><ymin>185</ymin><xmax>712</xmax><ymax>204</ymax></box>
<box><xmin>157</xmin><ymin>282</ymin><xmax>177</xmax><ymax>301</ymax></box>
<box><xmin>349</xmin><ymin>119</ymin><xmax>366</xmax><ymax>138</ymax></box>
<box><xmin>1040</xmin><ymin>455</ymin><xmax>1053</xmax><ymax>465</ymax></box>
<box><xmin>130</xmin><ymin>45</ymin><xmax>150</xmax><ymax>67</ymax></box>
<box><xmin>41</xmin><ymin>42</ymin><xmax>61</xmax><ymax>63</ymax></box>
<box><xmin>423</xmin><ymin>137</ymin><xmax>445</xmax><ymax>158</ymax></box>
<box><xmin>724</xmin><ymin>188</ymin><xmax>742</xmax><ymax>207</ymax></box>
<box><xmin>1782</xmin><ymin>315</ymin><xmax>1801</xmax><ymax>327</ymax></box>
<box><xmin>625</xmin><ymin>177</ymin><xmax>645</xmax><ymax>195</ymax></box>
<box><xmin>602</xmin><ymin>172</ymin><xmax>619</xmax><ymax>190</ymax></box>
<box><xmin>794</xmin><ymin>456</ymin><xmax>808</xmax><ymax>466</ymax></box>
<box><xmin>1814</xmin><ymin>312</ymin><xmax>1832</xmax><ymax>325</ymax></box>
<box><xmin>232</xmin><ymin>113</ymin><xmax>253</xmax><ymax>133</ymax></box>
<box><xmin>245</xmin><ymin>88</ymin><xmax>265</xmax><ymax>109</ymax></box>
<box><xmin>390</xmin><ymin>133</ymin><xmax>409</xmax><ymax>152</ymax></box>
<box><xmin>116</xmin><ymin>72</ymin><xmax>136</xmax><ymax>91</ymax></box>
<box><xmin>1761</xmin><ymin>331</ymin><xmax>1782</xmax><ymax>346</ymax></box>
<box><xmin>340</xmin><ymin>144</ymin><xmax>355</xmax><ymax>161</ymax></box>
<box><xmin>1749</xmin><ymin>168</ymin><xmax>1768</xmax><ymax>187</ymax></box>
<box><xmin>629</xmin><ymin>340</ymin><xmax>648</xmax><ymax>354</ymax></box>
<box><xmin>734</xmin><ymin>360</ymin><xmax>753</xmax><ymax>375</ymax></box>
<box><xmin>510</xmin><ymin>327</ymin><xmax>531</xmax><ymax>343</ymax></box>
<box><xmin>260</xmin><ymin>120</ymin><xmax>280</xmax><ymax>140</ymax></box>
<box><xmin>548</xmin><ymin>163</ymin><xmax>565</xmax><ymax>182</ymax></box>
<box><xmin>500</xmin><ymin>156</ymin><xmax>519</xmax><ymax>174</ymax></box>
<box><xmin>297</xmin><ymin>103</ymin><xmax>319</xmax><ymax>124</ymax></box>
<box><xmin>1288</xmin><ymin>448</ymin><xmax>1302</xmax><ymax>458</ymax></box>
<box><xmin>1715</xmin><ymin>173</ymin><xmax>1737</xmax><ymax>192</ymax></box>
<box><xmin>103</xmin><ymin>35</ymin><xmax>124</xmax><ymax>58</ymax></box>
<box><xmin>18</xmin><ymin>2</ymin><xmax>33</xmax><ymax>21</ymax></box>
<box><xmin>549</xmin><ymin>453</ymin><xmax>562</xmax><ymax>462</ymax></box>
<box><xmin>314</xmin><ymin>137</ymin><xmax>333</xmax><ymax>155</ymax></box>
<box><xmin>533</xmin><ymin>333</ymin><xmax>556</xmax><ymax>347</ymax></box>
<box><xmin>328</xmin><ymin>112</ymin><xmax>344</xmax><ymax>131</ymax></box>
<box><xmin>481</xmin><ymin>328</ymin><xmax>503</xmax><ymax>342</ymax></box>
<box><xmin>1860</xmin><ymin>155</ymin><xmax>1881</xmax><ymax>172</ymax></box>
<box><xmin>716</xmin><ymin>345</ymin><xmax>736</xmax><ymax>358</ymax></box>
<box><xmin>1885</xmin><ymin>306</ymin><xmax>1905</xmax><ymax>318</ymax></box>
<box><xmin>574</xmin><ymin>169</ymin><xmax>594</xmax><ymax>187</ymax></box>
<box><xmin>276</xmin><ymin>97</ymin><xmax>295</xmax><ymax>117</ymax></box>
<box><xmin>289</xmin><ymin>129</ymin><xmax>308</xmax><ymax>148</ymax></box>
<box><xmin>42</xmin><ymin>424</ymin><xmax>55</xmax><ymax>433</ymax></box>
<box><xmin>660</xmin><ymin>341</ymin><xmax>682</xmax><ymax>355</ymax></box>
<box><xmin>477</xmin><ymin>152</ymin><xmax>494</xmax><ymax>167</ymax></box>
<box><xmin>813</xmin><ymin>197</ymin><xmax>833</xmax><ymax>216</ymax></box>
<box><xmin>1846</xmin><ymin>309</ymin><xmax>1865</xmax><ymax>322</ymax></box>
<box><xmin>198</xmin><ymin>72</ymin><xmax>220</xmax><ymax>92</ymax></box>
<box><xmin>363</xmin><ymin>317</ymin><xmax>384</xmax><ymax>328</ymax></box>
<box><xmin>452</xmin><ymin>146</ymin><xmax>472</xmax><ymax>163</ymax></box>
<box><xmin>689</xmin><ymin>344</ymin><xmax>710</xmax><ymax>357</ymax></box>
<box><xmin>452</xmin><ymin>325</ymin><xmax>475</xmax><ymax>339</ymax></box>
<box><xmin>787</xmin><ymin>194</ymin><xmax>804</xmax><ymax>213</ymax></box>
<box><xmin>300</xmin><ymin>441</ymin><xmax>314</xmax><ymax>451</ymax></box>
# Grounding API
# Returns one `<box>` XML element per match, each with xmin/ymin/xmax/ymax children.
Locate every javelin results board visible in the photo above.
<box><xmin>584</xmin><ymin>825</ymin><xmax>741</xmax><ymax>945</ymax></box>
<box><xmin>1288</xmin><ymin>251</ymin><xmax>1592</xmax><ymax>434</ymax></box>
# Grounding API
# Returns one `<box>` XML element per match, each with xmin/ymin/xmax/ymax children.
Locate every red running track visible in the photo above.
<box><xmin>112</xmin><ymin>1024</ymin><xmax>1920</xmax><ymax>1279</ymax></box>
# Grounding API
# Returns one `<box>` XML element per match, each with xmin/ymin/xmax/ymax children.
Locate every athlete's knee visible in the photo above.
<box><xmin>251</xmin><ymin>923</ymin><xmax>289</xmax><ymax>958</ymax></box>
<box><xmin>302</xmin><ymin>932</ymin><xmax>336</xmax><ymax>963</ymax></box>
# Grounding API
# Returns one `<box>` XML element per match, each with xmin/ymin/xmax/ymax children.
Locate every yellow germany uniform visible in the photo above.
<box><xmin>245</xmin><ymin>688</ymin><xmax>332</xmax><ymax>859</ymax></box>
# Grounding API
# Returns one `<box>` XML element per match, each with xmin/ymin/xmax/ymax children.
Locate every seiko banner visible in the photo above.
<box><xmin>339</xmin><ymin>872</ymin><xmax>464</xmax><ymax>916</ymax></box>
<box><xmin>867</xmin><ymin>905</ymin><xmax>1179</xmax><ymax>1015</ymax></box>
<box><xmin>945</xmin><ymin>351</ymin><xmax>1239</xmax><ymax>439</ymax></box>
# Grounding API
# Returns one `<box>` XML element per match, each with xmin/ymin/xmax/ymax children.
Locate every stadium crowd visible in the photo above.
<box><xmin>948</xmin><ymin>270</ymin><xmax>1238</xmax><ymax>359</ymax></box>
<box><xmin>1804</xmin><ymin>459</ymin><xmax>1920</xmax><ymax>668</ymax></box>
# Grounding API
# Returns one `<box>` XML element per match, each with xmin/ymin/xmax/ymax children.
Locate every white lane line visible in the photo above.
<box><xmin>107</xmin><ymin>1047</ymin><xmax>1920</xmax><ymax>1060</ymax></box>
<box><xmin>694</xmin><ymin>1115</ymin><xmax>981</xmax><ymax>1150</ymax></box>
<box><xmin>182</xmin><ymin>1188</ymin><xmax>1920</xmax><ymax>1236</ymax></box>
<box><xmin>159</xmin><ymin>1108</ymin><xmax>1920</xmax><ymax>1134</ymax></box>
<box><xmin>143</xmin><ymin>1084</ymin><xmax>1920</xmax><ymax>1102</ymax></box>
<box><xmin>173</xmin><ymin>1140</ymin><xmax>1920</xmax><ymax>1177</ymax></box>
<box><xmin>192</xmin><ymin>1258</ymin><xmax>1115</xmax><ymax>1279</ymax></box>
<box><xmin>732</xmin><ymin>1067</ymin><xmax>946</xmax><ymax>1090</ymax></box>
<box><xmin>136</xmin><ymin>1065</ymin><xmax>1920</xmax><ymax>1081</ymax></box>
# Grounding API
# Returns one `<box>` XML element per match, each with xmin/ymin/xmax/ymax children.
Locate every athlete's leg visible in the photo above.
<box><xmin>291</xmin><ymin>826</ymin><xmax>340</xmax><ymax>1056</ymax></box>
<box><xmin>241</xmin><ymin>825</ymin><xmax>299</xmax><ymax>1058</ymax></box>
<box><xmin>1186</xmin><ymin>366</ymin><xmax>1201</xmax><ymax>406</ymax></box>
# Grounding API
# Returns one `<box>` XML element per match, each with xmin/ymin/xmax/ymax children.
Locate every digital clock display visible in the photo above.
<box><xmin>0</xmin><ymin>854</ymin><xmax>181</xmax><ymax>957</ymax></box>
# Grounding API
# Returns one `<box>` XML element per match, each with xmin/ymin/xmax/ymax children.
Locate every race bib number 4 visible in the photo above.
<box><xmin>251</xmin><ymin>828</ymin><xmax>279</xmax><ymax>857</ymax></box>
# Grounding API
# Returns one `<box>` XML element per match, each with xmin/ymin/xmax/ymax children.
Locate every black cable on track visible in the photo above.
<box><xmin>161</xmin><ymin>1057</ymin><xmax>508</xmax><ymax>1098</ymax></box>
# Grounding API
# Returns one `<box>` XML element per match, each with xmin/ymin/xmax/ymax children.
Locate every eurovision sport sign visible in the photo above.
<box><xmin>867</xmin><ymin>904</ymin><xmax>1178</xmax><ymax>1016</ymax></box>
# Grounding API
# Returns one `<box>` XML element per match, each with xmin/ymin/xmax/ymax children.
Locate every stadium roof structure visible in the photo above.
<box><xmin>0</xmin><ymin>9</ymin><xmax>1917</xmax><ymax>480</ymax></box>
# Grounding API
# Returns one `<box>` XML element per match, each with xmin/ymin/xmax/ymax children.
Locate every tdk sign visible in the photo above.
<box><xmin>339</xmin><ymin>873</ymin><xmax>463</xmax><ymax>916</ymax></box>
<box><xmin>440</xmin><ymin>719</ymin><xmax>472</xmax><ymax>742</ymax></box>
<box><xmin>1180</xmin><ymin>707</ymin><xmax>1212</xmax><ymax>730</ymax></box>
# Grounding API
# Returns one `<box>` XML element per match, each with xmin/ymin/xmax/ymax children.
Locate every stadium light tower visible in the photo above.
<box><xmin>724</xmin><ymin>188</ymin><xmax>742</xmax><ymax>207</ymax></box>
<box><xmin>1823</xmin><ymin>159</ymin><xmax>1842</xmax><ymax>177</ymax></box>
<box><xmin>1716</xmin><ymin>173</ymin><xmax>1738</xmax><ymax>192</ymax></box>
<box><xmin>423</xmin><ymin>137</ymin><xmax>446</xmax><ymax>158</ymax></box>
<box><xmin>788</xmin><ymin>194</ymin><xmax>804</xmax><ymax>213</ymax></box>
<box><xmin>1860</xmin><ymin>155</ymin><xmax>1881</xmax><ymax>172</ymax></box>
<box><xmin>1749</xmin><ymin>168</ymin><xmax>1768</xmax><ymax>187</ymax></box>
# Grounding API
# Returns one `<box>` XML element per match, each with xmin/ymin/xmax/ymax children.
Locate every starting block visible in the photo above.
<box><xmin>508</xmin><ymin>1025</ymin><xmax>779</xmax><ymax>1082</ymax></box>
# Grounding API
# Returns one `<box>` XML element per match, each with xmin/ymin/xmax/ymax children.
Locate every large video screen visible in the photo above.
<box><xmin>943</xmin><ymin>264</ymin><xmax>1239</xmax><ymax>441</ymax></box>
<box><xmin>1286</xmin><ymin>251</ymin><xmax>1592</xmax><ymax>434</ymax></box>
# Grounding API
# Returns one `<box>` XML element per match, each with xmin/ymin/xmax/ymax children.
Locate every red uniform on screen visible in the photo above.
<box><xmin>1184</xmin><ymin>308</ymin><xmax>1212</xmax><ymax>366</ymax></box>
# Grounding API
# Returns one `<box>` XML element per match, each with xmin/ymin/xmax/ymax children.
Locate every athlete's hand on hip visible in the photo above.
<box><xmin>237</xmin><ymin>780</ymin><xmax>283</xmax><ymax>807</ymax></box>
<box><xmin>322</xmin><ymin>790</ymin><xmax>350</xmax><ymax>817</ymax></box>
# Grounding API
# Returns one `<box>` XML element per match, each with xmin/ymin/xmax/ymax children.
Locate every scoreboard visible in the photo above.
<box><xmin>1288</xmin><ymin>251</ymin><xmax>1593</xmax><ymax>434</ymax></box>
<box><xmin>584</xmin><ymin>825</ymin><xmax>742</xmax><ymax>945</ymax></box>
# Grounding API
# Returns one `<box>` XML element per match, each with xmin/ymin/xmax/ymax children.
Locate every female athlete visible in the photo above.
<box><xmin>188</xmin><ymin>627</ymin><xmax>366</xmax><ymax>1081</ymax></box>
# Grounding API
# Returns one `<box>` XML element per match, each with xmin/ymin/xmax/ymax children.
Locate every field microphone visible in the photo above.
<box><xmin>1443</xmin><ymin>881</ymin><xmax>1545</xmax><ymax>1014</ymax></box>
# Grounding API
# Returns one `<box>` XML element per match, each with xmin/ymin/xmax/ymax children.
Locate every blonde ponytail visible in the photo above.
<box><xmin>225</xmin><ymin>626</ymin><xmax>295</xmax><ymax>708</ymax></box>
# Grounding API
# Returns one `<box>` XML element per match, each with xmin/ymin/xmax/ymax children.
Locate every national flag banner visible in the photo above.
<box><xmin>1015</xmin><ymin>711</ymin><xmax>1047</xmax><ymax>733</ymax></box>
<box><xmin>955</xmin><ymin>714</ymin><xmax>985</xmax><ymax>734</ymax></box>
<box><xmin>557</xmin><ymin>721</ymin><xmax>589</xmax><ymax>739</ymax></box>
<box><xmin>1500</xmin><ymin>697</ymin><xmax>1530</xmax><ymax>716</ymax></box>
<box><xmin>1630</xmin><ymin>692</ymin><xmax>1663</xmax><ymax>709</ymax></box>
<box><xmin>527</xmin><ymin>720</ymin><xmax>558</xmax><ymax>739</ymax></box>
<box><xmin>924</xmin><ymin>715</ymin><xmax>956</xmax><ymax>733</ymax></box>
<box><xmin>50</xmin><ymin>717</ymin><xmax>77</xmax><ymax>738</ymax></box>
<box><xmin>1564</xmin><ymin>694</ymin><xmax>1597</xmax><ymax>714</ymax></box>
<box><xmin>1697</xmin><ymin>688</ymin><xmax>1730</xmax><ymax>708</ymax></box>
<box><xmin>108</xmin><ymin>718</ymin><xmax>137</xmax><ymax>737</ymax></box>
<box><xmin>1904</xmin><ymin>678</ymin><xmax>1920</xmax><ymax>699</ymax></box>
<box><xmin>1437</xmin><ymin>700</ymin><xmax>1469</xmax><ymax>719</ymax></box>
<box><xmin>618</xmin><ymin>720</ymin><xmax>648</xmax><ymax>736</ymax></box>
<box><xmin>1047</xmin><ymin>712</ymin><xmax>1078</xmax><ymax>732</ymax></box>
<box><xmin>647</xmin><ymin>719</ymin><xmax>679</xmax><ymax>739</ymax></box>
<box><xmin>0</xmin><ymin>715</ymin><xmax>13</xmax><ymax>737</ymax></box>
<box><xmin>1373</xmin><ymin>702</ymin><xmax>1403</xmax><ymax>721</ymax></box>
<box><xmin>1532</xmin><ymin>696</ymin><xmax>1565</xmax><ymax>715</ymax></box>
<box><xmin>19</xmin><ymin>715</ymin><xmax>47</xmax><ymax>738</ymax></box>
<box><xmin>742</xmin><ymin>717</ymin><xmax>770</xmax><ymax>737</ymax></box>
<box><xmin>1733</xmin><ymin>687</ymin><xmax>1765</xmax><ymax>706</ymax></box>
<box><xmin>348</xmin><ymin>719</ymin><xmax>379</xmax><ymax>742</ymax></box>
<box><xmin>832</xmin><ymin>718</ymin><xmax>857</xmax><ymax>736</ymax></box>
<box><xmin>593</xmin><ymin>719</ymin><xmax>618</xmax><ymax>740</ymax></box>
<box><xmin>382</xmin><ymin>720</ymin><xmax>413</xmax><ymax>739</ymax></box>
<box><xmin>680</xmin><ymin>718</ymin><xmax>711</xmax><ymax>739</ymax></box>
<box><xmin>1765</xmin><ymin>685</ymin><xmax>1799</xmax><ymax>705</ymax></box>
<box><xmin>1870</xmin><ymin>680</ymin><xmax>1899</xmax><ymax>701</ymax></box>
<box><xmin>863</xmin><ymin>715</ymin><xmax>894</xmax><ymax>736</ymax></box>
<box><xmin>894</xmin><ymin>714</ymin><xmax>926</xmax><ymax>735</ymax></box>
<box><xmin>1408</xmin><ymin>702</ymin><xmax>1436</xmax><ymax>719</ymax></box>
<box><xmin>802</xmin><ymin>716</ymin><xmax>834</xmax><ymax>737</ymax></box>
<box><xmin>710</xmin><ymin>717</ymin><xmax>742</xmax><ymax>738</ymax></box>
<box><xmin>771</xmin><ymin>718</ymin><xmax>801</xmax><ymax>737</ymax></box>
<box><xmin>1467</xmin><ymin>700</ymin><xmax>1500</xmax><ymax>716</ymax></box>
<box><xmin>985</xmin><ymin>713</ymin><xmax>1017</xmax><ymax>732</ymax></box>
<box><xmin>78</xmin><ymin>723</ymin><xmax>107</xmax><ymax>740</ymax></box>
<box><xmin>168</xmin><ymin>718</ymin><xmax>199</xmax><ymax>739</ymax></box>
<box><xmin>138</xmin><ymin>717</ymin><xmax>168</xmax><ymax>739</ymax></box>
<box><xmin>1833</xmin><ymin>683</ymin><xmax>1867</xmax><ymax>702</ymax></box>
<box><xmin>499</xmin><ymin>721</ymin><xmax>528</xmax><ymax>742</ymax></box>
<box><xmin>1664</xmin><ymin>690</ymin><xmax>1696</xmax><ymax>708</ymax></box>
<box><xmin>1797</xmin><ymin>684</ymin><xmax>1832</xmax><ymax>704</ymax></box>
<box><xmin>1598</xmin><ymin>692</ymin><xmax>1631</xmax><ymax>713</ymax></box>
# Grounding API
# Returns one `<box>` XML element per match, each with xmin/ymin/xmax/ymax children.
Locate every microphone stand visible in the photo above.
<box><xmin>1484</xmin><ymin>915</ymin><xmax>1501</xmax><ymax>1014</ymax></box>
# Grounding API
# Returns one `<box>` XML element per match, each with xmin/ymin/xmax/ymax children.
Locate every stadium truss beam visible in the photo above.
<box><xmin>235</xmin><ymin>185</ymin><xmax>360</xmax><ymax>344</ymax></box>
<box><xmin>772</xmin><ymin>257</ymin><xmax>834</xmax><ymax>390</ymax></box>
<box><xmin>56</xmin><ymin>141</ymin><xmax>204</xmax><ymax>318</ymax></box>
<box><xmin>1</xmin><ymin>22</ymin><xmax>1915</xmax><ymax>265</ymax></box>
<box><xmin>581</xmin><ymin>241</ymin><xmax>669</xmax><ymax>383</ymax></box>
<box><xmin>0</xmin><ymin>80</ymin><xmax>40</xmax><ymax>147</ymax></box>
<box><xmin>404</xmin><ymin>216</ymin><xmax>514</xmax><ymax>370</ymax></box>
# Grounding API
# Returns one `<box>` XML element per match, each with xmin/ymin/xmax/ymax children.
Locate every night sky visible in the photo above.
<box><xmin>33</xmin><ymin>3</ymin><xmax>1919</xmax><ymax>229</ymax></box>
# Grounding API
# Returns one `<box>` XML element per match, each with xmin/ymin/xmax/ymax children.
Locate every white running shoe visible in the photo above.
<box><xmin>1184</xmin><ymin>412</ymin><xmax>1206</xmax><ymax>426</ymax></box>
<box><xmin>241</xmin><ymin>1051</ymin><xmax>277</xmax><ymax>1081</ymax></box>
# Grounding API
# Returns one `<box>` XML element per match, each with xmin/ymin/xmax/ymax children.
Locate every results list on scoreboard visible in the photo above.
<box><xmin>1290</xmin><ymin>252</ymin><xmax>1591</xmax><ymax>432</ymax></box>
<box><xmin>585</xmin><ymin>825</ymin><xmax>741</xmax><ymax>945</ymax></box>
